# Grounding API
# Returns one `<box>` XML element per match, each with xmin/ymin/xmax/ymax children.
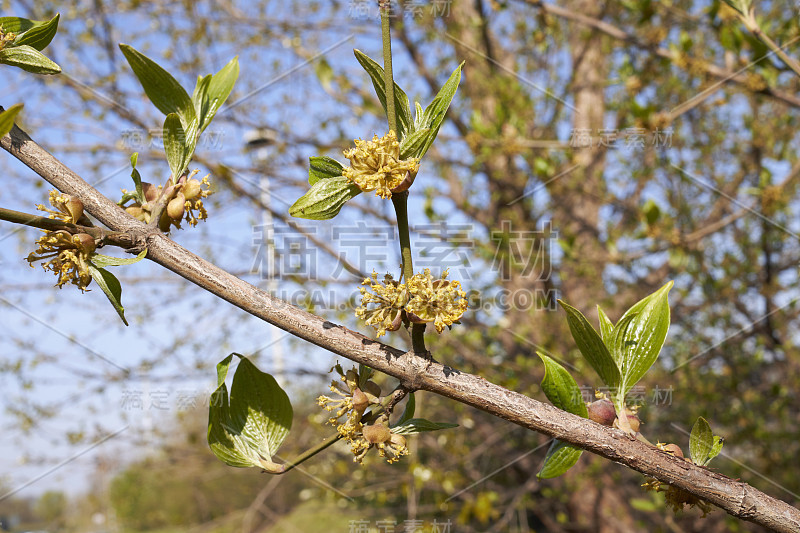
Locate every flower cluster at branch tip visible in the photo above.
<box><xmin>356</xmin><ymin>269</ymin><xmax>469</xmax><ymax>336</ymax></box>
<box><xmin>122</xmin><ymin>170</ymin><xmax>212</xmax><ymax>231</ymax></box>
<box><xmin>26</xmin><ymin>191</ymin><xmax>95</xmax><ymax>292</ymax></box>
<box><xmin>342</xmin><ymin>131</ymin><xmax>419</xmax><ymax>199</ymax></box>
<box><xmin>317</xmin><ymin>364</ymin><xmax>409</xmax><ymax>464</ymax></box>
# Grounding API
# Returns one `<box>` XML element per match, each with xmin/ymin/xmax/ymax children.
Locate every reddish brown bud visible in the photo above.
<box><xmin>142</xmin><ymin>182</ymin><xmax>159</xmax><ymax>203</ymax></box>
<box><xmin>587</xmin><ymin>399</ymin><xmax>616</xmax><ymax>426</ymax></box>
<box><xmin>612</xmin><ymin>407</ymin><xmax>641</xmax><ymax>432</ymax></box>
<box><xmin>72</xmin><ymin>233</ymin><xmax>96</xmax><ymax>254</ymax></box>
<box><xmin>626</xmin><ymin>413</ymin><xmax>641</xmax><ymax>432</ymax></box>
<box><xmin>64</xmin><ymin>196</ymin><xmax>84</xmax><ymax>222</ymax></box>
<box><xmin>662</xmin><ymin>443</ymin><xmax>684</xmax><ymax>459</ymax></box>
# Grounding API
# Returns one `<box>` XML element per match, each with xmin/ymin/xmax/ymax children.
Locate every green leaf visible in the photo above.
<box><xmin>597</xmin><ymin>305</ymin><xmax>614</xmax><ymax>345</ymax></box>
<box><xmin>0</xmin><ymin>17</ymin><xmax>37</xmax><ymax>34</ymax></box>
<box><xmin>288</xmin><ymin>176</ymin><xmax>361</xmax><ymax>220</ymax></box>
<box><xmin>537</xmin><ymin>352</ymin><xmax>588</xmax><ymax>417</ymax></box>
<box><xmin>0</xmin><ymin>103</ymin><xmax>23</xmax><ymax>137</ymax></box>
<box><xmin>198</xmin><ymin>56</ymin><xmax>239</xmax><ymax>133</ymax></box>
<box><xmin>119</xmin><ymin>44</ymin><xmax>196</xmax><ymax>128</ymax></box>
<box><xmin>357</xmin><ymin>363</ymin><xmax>374</xmax><ymax>388</ymax></box>
<box><xmin>689</xmin><ymin>416</ymin><xmax>714</xmax><ymax>466</ymax></box>
<box><xmin>208</xmin><ymin>353</ymin><xmax>293</xmax><ymax>471</ymax></box>
<box><xmin>399</xmin><ymin>127</ymin><xmax>431</xmax><ymax>160</ymax></box>
<box><xmin>0</xmin><ymin>45</ymin><xmax>60</xmax><ymax>74</ymax></box>
<box><xmin>129</xmin><ymin>152</ymin><xmax>144</xmax><ymax>202</ymax></box>
<box><xmin>708</xmin><ymin>435</ymin><xmax>724</xmax><ymax>465</ymax></box>
<box><xmin>612</xmin><ymin>281</ymin><xmax>673</xmax><ymax>395</ymax></box>
<box><xmin>413</xmin><ymin>101</ymin><xmax>424</xmax><ymax>131</ymax></box>
<box><xmin>89</xmin><ymin>249</ymin><xmax>147</xmax><ymax>268</ymax></box>
<box><xmin>163</xmin><ymin>113</ymin><xmax>190</xmax><ymax>178</ymax></box>
<box><xmin>394</xmin><ymin>393</ymin><xmax>416</xmax><ymax>428</ymax></box>
<box><xmin>392</xmin><ymin>418</ymin><xmax>458</xmax><ymax>435</ymax></box>
<box><xmin>722</xmin><ymin>0</ymin><xmax>751</xmax><ymax>15</ymax></box>
<box><xmin>559</xmin><ymin>300</ymin><xmax>620</xmax><ymax>388</ymax></box>
<box><xmin>308</xmin><ymin>156</ymin><xmax>344</xmax><ymax>185</ymax></box>
<box><xmin>192</xmin><ymin>73</ymin><xmax>211</xmax><ymax>126</ymax></box>
<box><xmin>13</xmin><ymin>13</ymin><xmax>59</xmax><ymax>51</ymax></box>
<box><xmin>414</xmin><ymin>62</ymin><xmax>463</xmax><ymax>158</ymax></box>
<box><xmin>87</xmin><ymin>264</ymin><xmax>128</xmax><ymax>326</ymax></box>
<box><xmin>353</xmin><ymin>49</ymin><xmax>413</xmax><ymax>140</ymax></box>
<box><xmin>537</xmin><ymin>439</ymin><xmax>583</xmax><ymax>479</ymax></box>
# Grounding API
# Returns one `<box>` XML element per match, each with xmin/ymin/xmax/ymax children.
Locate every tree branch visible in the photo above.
<box><xmin>2</xmin><ymin>123</ymin><xmax>799</xmax><ymax>532</ymax></box>
<box><xmin>0</xmin><ymin>206</ymin><xmax>135</xmax><ymax>249</ymax></box>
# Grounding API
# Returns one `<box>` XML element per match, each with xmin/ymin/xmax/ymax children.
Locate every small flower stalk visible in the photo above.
<box><xmin>317</xmin><ymin>364</ymin><xmax>409</xmax><ymax>464</ymax></box>
<box><xmin>343</xmin><ymin>131</ymin><xmax>419</xmax><ymax>199</ymax></box>
<box><xmin>356</xmin><ymin>269</ymin><xmax>468</xmax><ymax>337</ymax></box>
<box><xmin>26</xmin><ymin>191</ymin><xmax>95</xmax><ymax>291</ymax></box>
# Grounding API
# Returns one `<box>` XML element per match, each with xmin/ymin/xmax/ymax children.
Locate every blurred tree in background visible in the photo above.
<box><xmin>1</xmin><ymin>0</ymin><xmax>799</xmax><ymax>531</ymax></box>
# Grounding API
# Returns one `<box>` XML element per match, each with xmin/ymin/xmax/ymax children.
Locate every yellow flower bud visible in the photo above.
<box><xmin>167</xmin><ymin>192</ymin><xmax>186</xmax><ymax>220</ymax></box>
<box><xmin>125</xmin><ymin>205</ymin><xmax>147</xmax><ymax>222</ymax></box>
<box><xmin>182</xmin><ymin>178</ymin><xmax>202</xmax><ymax>200</ymax></box>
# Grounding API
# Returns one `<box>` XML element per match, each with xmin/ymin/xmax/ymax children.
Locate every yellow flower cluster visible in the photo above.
<box><xmin>355</xmin><ymin>272</ymin><xmax>406</xmax><ymax>337</ymax></box>
<box><xmin>317</xmin><ymin>364</ymin><xmax>409</xmax><ymax>464</ymax></box>
<box><xmin>342</xmin><ymin>131</ymin><xmax>419</xmax><ymax>199</ymax></box>
<box><xmin>356</xmin><ymin>269</ymin><xmax>468</xmax><ymax>336</ymax></box>
<box><xmin>406</xmin><ymin>268</ymin><xmax>469</xmax><ymax>333</ymax></box>
<box><xmin>27</xmin><ymin>191</ymin><xmax>95</xmax><ymax>291</ymax></box>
